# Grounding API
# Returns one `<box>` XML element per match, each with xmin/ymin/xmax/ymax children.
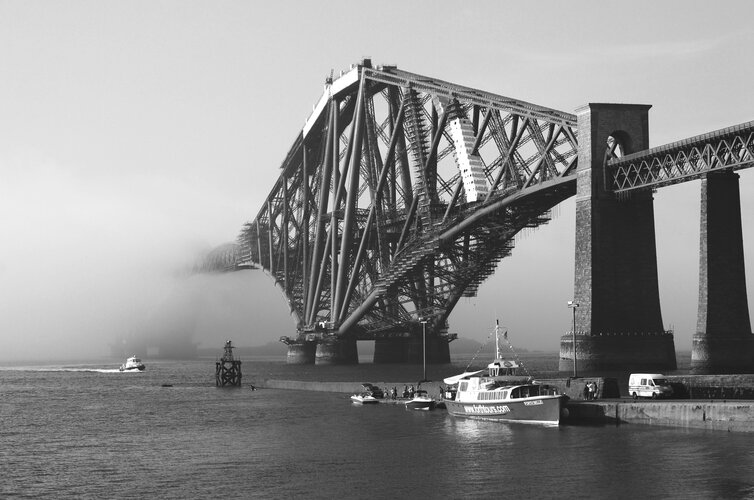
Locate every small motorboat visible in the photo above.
<box><xmin>350</xmin><ymin>392</ymin><xmax>379</xmax><ymax>404</ymax></box>
<box><xmin>119</xmin><ymin>355</ymin><xmax>145</xmax><ymax>372</ymax></box>
<box><xmin>404</xmin><ymin>389</ymin><xmax>436</xmax><ymax>411</ymax></box>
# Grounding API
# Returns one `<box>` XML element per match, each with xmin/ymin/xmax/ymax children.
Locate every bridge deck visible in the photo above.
<box><xmin>609</xmin><ymin>120</ymin><xmax>754</xmax><ymax>192</ymax></box>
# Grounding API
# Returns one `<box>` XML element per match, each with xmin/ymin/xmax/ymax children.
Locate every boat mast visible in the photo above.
<box><xmin>495</xmin><ymin>320</ymin><xmax>501</xmax><ymax>359</ymax></box>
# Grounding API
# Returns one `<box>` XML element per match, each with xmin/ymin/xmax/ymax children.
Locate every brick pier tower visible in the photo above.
<box><xmin>559</xmin><ymin>103</ymin><xmax>676</xmax><ymax>372</ymax></box>
<box><xmin>692</xmin><ymin>171</ymin><xmax>754</xmax><ymax>373</ymax></box>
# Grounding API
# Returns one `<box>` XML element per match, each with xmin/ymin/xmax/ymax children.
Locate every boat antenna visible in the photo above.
<box><xmin>495</xmin><ymin>319</ymin><xmax>501</xmax><ymax>359</ymax></box>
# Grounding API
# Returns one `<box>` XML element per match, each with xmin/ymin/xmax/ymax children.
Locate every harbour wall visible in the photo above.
<box><xmin>564</xmin><ymin>400</ymin><xmax>754</xmax><ymax>433</ymax></box>
<box><xmin>259</xmin><ymin>377</ymin><xmax>754</xmax><ymax>433</ymax></box>
<box><xmin>258</xmin><ymin>379</ymin><xmax>447</xmax><ymax>397</ymax></box>
<box><xmin>258</xmin><ymin>375</ymin><xmax>754</xmax><ymax>401</ymax></box>
<box><xmin>665</xmin><ymin>374</ymin><xmax>754</xmax><ymax>399</ymax></box>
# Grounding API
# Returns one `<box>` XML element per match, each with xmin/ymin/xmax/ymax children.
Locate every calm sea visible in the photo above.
<box><xmin>2</xmin><ymin>355</ymin><xmax>754</xmax><ymax>499</ymax></box>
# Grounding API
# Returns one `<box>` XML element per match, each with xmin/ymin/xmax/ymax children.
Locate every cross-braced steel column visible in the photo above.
<box><xmin>239</xmin><ymin>62</ymin><xmax>578</xmax><ymax>366</ymax></box>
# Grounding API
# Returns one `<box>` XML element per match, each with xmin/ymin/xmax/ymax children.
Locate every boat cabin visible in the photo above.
<box><xmin>487</xmin><ymin>358</ymin><xmax>519</xmax><ymax>377</ymax></box>
<box><xmin>454</xmin><ymin>377</ymin><xmax>559</xmax><ymax>403</ymax></box>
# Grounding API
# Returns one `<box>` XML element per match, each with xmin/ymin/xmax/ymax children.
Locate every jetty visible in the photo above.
<box><xmin>256</xmin><ymin>376</ymin><xmax>754</xmax><ymax>432</ymax></box>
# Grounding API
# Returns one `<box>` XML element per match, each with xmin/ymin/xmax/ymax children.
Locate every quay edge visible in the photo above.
<box><xmin>257</xmin><ymin>378</ymin><xmax>754</xmax><ymax>433</ymax></box>
<box><xmin>564</xmin><ymin>400</ymin><xmax>754</xmax><ymax>433</ymax></box>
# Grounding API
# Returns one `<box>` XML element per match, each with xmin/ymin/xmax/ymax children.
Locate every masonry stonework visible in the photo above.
<box><xmin>692</xmin><ymin>171</ymin><xmax>754</xmax><ymax>373</ymax></box>
<box><xmin>560</xmin><ymin>103</ymin><xmax>676</xmax><ymax>372</ymax></box>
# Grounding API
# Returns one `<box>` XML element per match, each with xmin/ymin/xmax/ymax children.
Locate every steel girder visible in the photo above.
<box><xmin>237</xmin><ymin>60</ymin><xmax>578</xmax><ymax>340</ymax></box>
<box><xmin>609</xmin><ymin>120</ymin><xmax>754</xmax><ymax>193</ymax></box>
<box><xmin>194</xmin><ymin>243</ymin><xmax>253</xmax><ymax>273</ymax></box>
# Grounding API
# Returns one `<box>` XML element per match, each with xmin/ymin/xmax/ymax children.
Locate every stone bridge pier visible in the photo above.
<box><xmin>559</xmin><ymin>103</ymin><xmax>676</xmax><ymax>372</ymax></box>
<box><xmin>693</xmin><ymin>171</ymin><xmax>754</xmax><ymax>373</ymax></box>
<box><xmin>283</xmin><ymin>330</ymin><xmax>451</xmax><ymax>365</ymax></box>
<box><xmin>561</xmin><ymin>103</ymin><xmax>754</xmax><ymax>373</ymax></box>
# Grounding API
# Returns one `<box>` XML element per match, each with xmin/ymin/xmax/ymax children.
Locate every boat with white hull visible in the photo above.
<box><xmin>443</xmin><ymin>381</ymin><xmax>566</xmax><ymax>425</ymax></box>
<box><xmin>351</xmin><ymin>392</ymin><xmax>379</xmax><ymax>404</ymax></box>
<box><xmin>443</xmin><ymin>322</ymin><xmax>567</xmax><ymax>425</ymax></box>
<box><xmin>119</xmin><ymin>355</ymin><xmax>145</xmax><ymax>372</ymax></box>
<box><xmin>404</xmin><ymin>389</ymin><xmax>436</xmax><ymax>411</ymax></box>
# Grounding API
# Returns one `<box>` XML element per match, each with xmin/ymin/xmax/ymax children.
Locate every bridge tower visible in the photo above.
<box><xmin>559</xmin><ymin>103</ymin><xmax>676</xmax><ymax>372</ymax></box>
<box><xmin>693</xmin><ymin>171</ymin><xmax>754</xmax><ymax>373</ymax></box>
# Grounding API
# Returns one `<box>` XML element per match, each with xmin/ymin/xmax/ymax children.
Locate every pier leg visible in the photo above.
<box><xmin>373</xmin><ymin>336</ymin><xmax>450</xmax><ymax>364</ymax></box>
<box><xmin>559</xmin><ymin>333</ymin><xmax>676</xmax><ymax>373</ymax></box>
<box><xmin>315</xmin><ymin>337</ymin><xmax>358</xmax><ymax>365</ymax></box>
<box><xmin>560</xmin><ymin>103</ymin><xmax>676</xmax><ymax>372</ymax></box>
<box><xmin>285</xmin><ymin>341</ymin><xmax>316</xmax><ymax>365</ymax></box>
<box><xmin>693</xmin><ymin>171</ymin><xmax>754</xmax><ymax>373</ymax></box>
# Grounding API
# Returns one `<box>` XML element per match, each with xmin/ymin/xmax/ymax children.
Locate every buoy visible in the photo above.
<box><xmin>216</xmin><ymin>340</ymin><xmax>242</xmax><ymax>387</ymax></box>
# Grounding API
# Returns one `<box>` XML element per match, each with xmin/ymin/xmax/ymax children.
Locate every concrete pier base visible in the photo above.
<box><xmin>373</xmin><ymin>336</ymin><xmax>450</xmax><ymax>364</ymax></box>
<box><xmin>285</xmin><ymin>341</ymin><xmax>316</xmax><ymax>365</ymax></box>
<box><xmin>558</xmin><ymin>333</ymin><xmax>676</xmax><ymax>373</ymax></box>
<box><xmin>691</xmin><ymin>335</ymin><xmax>754</xmax><ymax>374</ymax></box>
<box><xmin>315</xmin><ymin>337</ymin><xmax>358</xmax><ymax>365</ymax></box>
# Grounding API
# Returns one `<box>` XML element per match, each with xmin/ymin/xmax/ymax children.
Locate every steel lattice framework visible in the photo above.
<box><xmin>609</xmin><ymin>120</ymin><xmax>754</xmax><ymax>192</ymax></box>
<box><xmin>237</xmin><ymin>60</ymin><xmax>578</xmax><ymax>341</ymax></box>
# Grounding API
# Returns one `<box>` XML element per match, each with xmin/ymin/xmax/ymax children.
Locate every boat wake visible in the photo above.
<box><xmin>2</xmin><ymin>367</ymin><xmax>140</xmax><ymax>373</ymax></box>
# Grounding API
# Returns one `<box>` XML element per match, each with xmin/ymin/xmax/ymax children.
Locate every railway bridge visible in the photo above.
<box><xmin>211</xmin><ymin>59</ymin><xmax>754</xmax><ymax>373</ymax></box>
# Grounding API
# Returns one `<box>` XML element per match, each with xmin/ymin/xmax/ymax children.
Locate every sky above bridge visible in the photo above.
<box><xmin>2</xmin><ymin>0</ymin><xmax>754</xmax><ymax>360</ymax></box>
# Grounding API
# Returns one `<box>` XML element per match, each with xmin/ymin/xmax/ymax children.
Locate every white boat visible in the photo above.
<box><xmin>119</xmin><ymin>355</ymin><xmax>145</xmax><ymax>372</ymax></box>
<box><xmin>442</xmin><ymin>322</ymin><xmax>568</xmax><ymax>425</ymax></box>
<box><xmin>351</xmin><ymin>392</ymin><xmax>379</xmax><ymax>404</ymax></box>
<box><xmin>404</xmin><ymin>389</ymin><xmax>436</xmax><ymax>411</ymax></box>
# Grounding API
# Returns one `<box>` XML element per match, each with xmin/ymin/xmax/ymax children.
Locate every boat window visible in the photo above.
<box><xmin>476</xmin><ymin>391</ymin><xmax>505</xmax><ymax>401</ymax></box>
<box><xmin>459</xmin><ymin>381</ymin><xmax>468</xmax><ymax>392</ymax></box>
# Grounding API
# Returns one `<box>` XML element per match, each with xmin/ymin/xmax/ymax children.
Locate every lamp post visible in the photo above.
<box><xmin>567</xmin><ymin>301</ymin><xmax>579</xmax><ymax>378</ymax></box>
<box><xmin>420</xmin><ymin>318</ymin><xmax>428</xmax><ymax>382</ymax></box>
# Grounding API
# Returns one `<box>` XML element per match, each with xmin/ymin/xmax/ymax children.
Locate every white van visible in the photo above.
<box><xmin>628</xmin><ymin>373</ymin><xmax>673</xmax><ymax>399</ymax></box>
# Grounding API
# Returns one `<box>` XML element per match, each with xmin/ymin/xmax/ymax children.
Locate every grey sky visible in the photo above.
<box><xmin>2</xmin><ymin>0</ymin><xmax>753</xmax><ymax>359</ymax></box>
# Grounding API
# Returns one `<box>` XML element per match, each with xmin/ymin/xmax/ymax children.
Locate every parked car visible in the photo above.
<box><xmin>361</xmin><ymin>383</ymin><xmax>384</xmax><ymax>398</ymax></box>
<box><xmin>628</xmin><ymin>373</ymin><xmax>673</xmax><ymax>399</ymax></box>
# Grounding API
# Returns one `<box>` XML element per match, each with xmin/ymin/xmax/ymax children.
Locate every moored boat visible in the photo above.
<box><xmin>442</xmin><ymin>322</ymin><xmax>568</xmax><ymax>425</ymax></box>
<box><xmin>443</xmin><ymin>379</ymin><xmax>566</xmax><ymax>425</ymax></box>
<box><xmin>119</xmin><ymin>355</ymin><xmax>145</xmax><ymax>372</ymax></box>
<box><xmin>404</xmin><ymin>389</ymin><xmax>436</xmax><ymax>411</ymax></box>
<box><xmin>351</xmin><ymin>392</ymin><xmax>379</xmax><ymax>404</ymax></box>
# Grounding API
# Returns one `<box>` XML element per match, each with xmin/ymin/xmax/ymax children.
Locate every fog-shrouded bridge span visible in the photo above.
<box><xmin>203</xmin><ymin>59</ymin><xmax>754</xmax><ymax>373</ymax></box>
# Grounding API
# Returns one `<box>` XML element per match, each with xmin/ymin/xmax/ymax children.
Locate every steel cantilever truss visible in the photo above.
<box><xmin>609</xmin><ymin>120</ymin><xmax>754</xmax><ymax>193</ymax></box>
<box><xmin>238</xmin><ymin>61</ymin><xmax>578</xmax><ymax>341</ymax></box>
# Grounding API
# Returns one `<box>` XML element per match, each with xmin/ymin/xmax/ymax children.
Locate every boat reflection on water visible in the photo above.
<box><xmin>443</xmin><ymin>414</ymin><xmax>515</xmax><ymax>442</ymax></box>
